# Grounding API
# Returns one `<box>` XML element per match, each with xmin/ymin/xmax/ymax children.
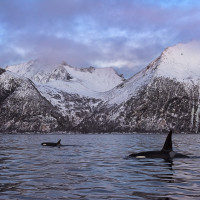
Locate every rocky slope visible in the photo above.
<box><xmin>0</xmin><ymin>69</ymin><xmax>70</xmax><ymax>132</ymax></box>
<box><xmin>77</xmin><ymin>42</ymin><xmax>200</xmax><ymax>133</ymax></box>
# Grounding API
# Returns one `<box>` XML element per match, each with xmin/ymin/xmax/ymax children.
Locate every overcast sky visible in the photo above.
<box><xmin>1</xmin><ymin>0</ymin><xmax>200</xmax><ymax>77</ymax></box>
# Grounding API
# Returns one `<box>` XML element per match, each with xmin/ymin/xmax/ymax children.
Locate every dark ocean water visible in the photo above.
<box><xmin>0</xmin><ymin>133</ymin><xmax>200</xmax><ymax>200</ymax></box>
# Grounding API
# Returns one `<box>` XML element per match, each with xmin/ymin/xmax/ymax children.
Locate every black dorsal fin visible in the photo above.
<box><xmin>57</xmin><ymin>139</ymin><xmax>61</xmax><ymax>144</ymax></box>
<box><xmin>162</xmin><ymin>130</ymin><xmax>173</xmax><ymax>151</ymax></box>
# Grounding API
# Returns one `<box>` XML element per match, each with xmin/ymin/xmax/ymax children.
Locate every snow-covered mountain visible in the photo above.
<box><xmin>78</xmin><ymin>41</ymin><xmax>200</xmax><ymax>133</ymax></box>
<box><xmin>2</xmin><ymin>41</ymin><xmax>200</xmax><ymax>133</ymax></box>
<box><xmin>6</xmin><ymin>60</ymin><xmax>124</xmax><ymax>98</ymax></box>
<box><xmin>0</xmin><ymin>68</ymin><xmax>69</xmax><ymax>132</ymax></box>
<box><xmin>102</xmin><ymin>41</ymin><xmax>200</xmax><ymax>105</ymax></box>
<box><xmin>5</xmin><ymin>61</ymin><xmax>124</xmax><ymax>128</ymax></box>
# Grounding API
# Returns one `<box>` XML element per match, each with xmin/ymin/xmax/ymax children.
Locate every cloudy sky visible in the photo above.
<box><xmin>1</xmin><ymin>0</ymin><xmax>200</xmax><ymax>77</ymax></box>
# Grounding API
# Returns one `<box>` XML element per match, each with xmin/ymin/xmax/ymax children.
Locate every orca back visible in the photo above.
<box><xmin>129</xmin><ymin>130</ymin><xmax>189</xmax><ymax>159</ymax></box>
<box><xmin>161</xmin><ymin>130</ymin><xmax>173</xmax><ymax>152</ymax></box>
<box><xmin>41</xmin><ymin>139</ymin><xmax>61</xmax><ymax>147</ymax></box>
<box><xmin>57</xmin><ymin>139</ymin><xmax>61</xmax><ymax>145</ymax></box>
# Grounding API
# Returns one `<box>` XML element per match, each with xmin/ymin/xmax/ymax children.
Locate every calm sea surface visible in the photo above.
<box><xmin>0</xmin><ymin>133</ymin><xmax>200</xmax><ymax>200</ymax></box>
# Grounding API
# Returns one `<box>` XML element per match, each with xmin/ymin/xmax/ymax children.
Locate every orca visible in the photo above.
<box><xmin>129</xmin><ymin>130</ymin><xmax>189</xmax><ymax>160</ymax></box>
<box><xmin>41</xmin><ymin>139</ymin><xmax>61</xmax><ymax>147</ymax></box>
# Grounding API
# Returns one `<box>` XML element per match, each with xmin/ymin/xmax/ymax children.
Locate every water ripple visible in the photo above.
<box><xmin>0</xmin><ymin>134</ymin><xmax>200</xmax><ymax>200</ymax></box>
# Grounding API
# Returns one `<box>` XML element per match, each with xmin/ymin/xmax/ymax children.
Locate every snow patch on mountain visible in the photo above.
<box><xmin>102</xmin><ymin>66</ymin><xmax>155</xmax><ymax>104</ymax></box>
<box><xmin>6</xmin><ymin>61</ymin><xmax>124</xmax><ymax>98</ymax></box>
<box><xmin>154</xmin><ymin>41</ymin><xmax>200</xmax><ymax>81</ymax></box>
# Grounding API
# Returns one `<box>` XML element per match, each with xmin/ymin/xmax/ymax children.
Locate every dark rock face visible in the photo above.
<box><xmin>0</xmin><ymin>68</ymin><xmax>6</xmax><ymax>75</ymax></box>
<box><xmin>37</xmin><ymin>85</ymin><xmax>102</xmax><ymax>129</ymax></box>
<box><xmin>77</xmin><ymin>77</ymin><xmax>200</xmax><ymax>133</ymax></box>
<box><xmin>0</xmin><ymin>71</ymin><xmax>69</xmax><ymax>133</ymax></box>
<box><xmin>58</xmin><ymin>93</ymin><xmax>101</xmax><ymax>128</ymax></box>
<box><xmin>46</xmin><ymin>66</ymin><xmax>72</xmax><ymax>82</ymax></box>
<box><xmin>119</xmin><ymin>77</ymin><xmax>197</xmax><ymax>133</ymax></box>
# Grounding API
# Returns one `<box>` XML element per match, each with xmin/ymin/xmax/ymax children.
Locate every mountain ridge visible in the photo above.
<box><xmin>6</xmin><ymin>60</ymin><xmax>124</xmax><ymax>96</ymax></box>
<box><xmin>2</xmin><ymin>41</ymin><xmax>200</xmax><ymax>133</ymax></box>
<box><xmin>77</xmin><ymin>41</ymin><xmax>200</xmax><ymax>133</ymax></box>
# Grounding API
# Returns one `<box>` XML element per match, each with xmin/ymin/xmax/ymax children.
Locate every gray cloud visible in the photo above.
<box><xmin>1</xmin><ymin>0</ymin><xmax>200</xmax><ymax>77</ymax></box>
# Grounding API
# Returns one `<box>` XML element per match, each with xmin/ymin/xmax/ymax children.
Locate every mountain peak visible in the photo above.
<box><xmin>6</xmin><ymin>60</ymin><xmax>124</xmax><ymax>96</ymax></box>
<box><xmin>153</xmin><ymin>41</ymin><xmax>200</xmax><ymax>81</ymax></box>
<box><xmin>103</xmin><ymin>41</ymin><xmax>200</xmax><ymax>105</ymax></box>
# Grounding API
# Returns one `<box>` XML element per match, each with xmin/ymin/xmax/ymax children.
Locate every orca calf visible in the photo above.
<box><xmin>41</xmin><ymin>139</ymin><xmax>61</xmax><ymax>147</ymax></box>
<box><xmin>129</xmin><ymin>130</ymin><xmax>189</xmax><ymax>160</ymax></box>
